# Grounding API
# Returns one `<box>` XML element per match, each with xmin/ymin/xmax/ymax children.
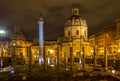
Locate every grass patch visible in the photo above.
<box><xmin>0</xmin><ymin>72</ymin><xmax>9</xmax><ymax>80</ymax></box>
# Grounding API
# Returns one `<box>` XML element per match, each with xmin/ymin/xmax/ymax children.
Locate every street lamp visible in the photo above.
<box><xmin>55</xmin><ymin>47</ymin><xmax>60</xmax><ymax>70</ymax></box>
<box><xmin>93</xmin><ymin>46</ymin><xmax>97</xmax><ymax>67</ymax></box>
<box><xmin>104</xmin><ymin>34</ymin><xmax>109</xmax><ymax>71</ymax></box>
<box><xmin>81</xmin><ymin>46</ymin><xmax>85</xmax><ymax>69</ymax></box>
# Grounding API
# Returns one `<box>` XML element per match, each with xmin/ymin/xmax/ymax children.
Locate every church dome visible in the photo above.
<box><xmin>11</xmin><ymin>32</ymin><xmax>25</xmax><ymax>40</ymax></box>
<box><xmin>11</xmin><ymin>26</ymin><xmax>25</xmax><ymax>40</ymax></box>
<box><xmin>65</xmin><ymin>7</ymin><xmax>87</xmax><ymax>27</ymax></box>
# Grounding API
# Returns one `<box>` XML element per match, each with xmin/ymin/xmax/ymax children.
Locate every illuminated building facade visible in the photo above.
<box><xmin>58</xmin><ymin>7</ymin><xmax>91</xmax><ymax>65</ymax></box>
<box><xmin>30</xmin><ymin>7</ymin><xmax>91</xmax><ymax>65</ymax></box>
<box><xmin>10</xmin><ymin>26</ymin><xmax>32</xmax><ymax>64</ymax></box>
<box><xmin>0</xmin><ymin>36</ymin><xmax>11</xmax><ymax>70</ymax></box>
<box><xmin>90</xmin><ymin>17</ymin><xmax>120</xmax><ymax>59</ymax></box>
<box><xmin>1</xmin><ymin>7</ymin><xmax>120</xmax><ymax>66</ymax></box>
<box><xmin>0</xmin><ymin>37</ymin><xmax>11</xmax><ymax>57</ymax></box>
<box><xmin>31</xmin><ymin>39</ymin><xmax>59</xmax><ymax>65</ymax></box>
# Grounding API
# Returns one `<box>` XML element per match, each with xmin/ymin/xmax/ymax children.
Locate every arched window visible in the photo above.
<box><xmin>76</xmin><ymin>20</ymin><xmax>79</xmax><ymax>24</ymax></box>
<box><xmin>68</xmin><ymin>21</ymin><xmax>71</xmax><ymax>25</ymax></box>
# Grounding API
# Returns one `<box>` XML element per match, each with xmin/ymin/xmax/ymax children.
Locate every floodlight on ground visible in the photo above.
<box><xmin>78</xmin><ymin>67</ymin><xmax>81</xmax><ymax>70</ymax></box>
<box><xmin>66</xmin><ymin>67</ymin><xmax>69</xmax><ymax>71</ymax></box>
<box><xmin>10</xmin><ymin>70</ymin><xmax>14</xmax><ymax>74</ymax></box>
<box><xmin>34</xmin><ymin>55</ymin><xmax>37</xmax><ymax>58</ymax></box>
<box><xmin>50</xmin><ymin>64</ymin><xmax>55</xmax><ymax>67</ymax></box>
<box><xmin>112</xmin><ymin>70</ymin><xmax>115</xmax><ymax>74</ymax></box>
<box><xmin>79</xmin><ymin>58</ymin><xmax>81</xmax><ymax>64</ymax></box>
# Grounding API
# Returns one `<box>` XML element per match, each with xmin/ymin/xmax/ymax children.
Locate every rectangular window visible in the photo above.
<box><xmin>68</xmin><ymin>31</ymin><xmax>70</xmax><ymax>35</ymax></box>
<box><xmin>76</xmin><ymin>30</ymin><xmax>79</xmax><ymax>35</ymax></box>
<box><xmin>84</xmin><ymin>31</ymin><xmax>86</xmax><ymax>36</ymax></box>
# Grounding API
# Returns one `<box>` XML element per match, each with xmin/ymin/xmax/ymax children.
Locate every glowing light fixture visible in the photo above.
<box><xmin>91</xmin><ymin>49</ymin><xmax>93</xmax><ymax>53</ymax></box>
<box><xmin>0</xmin><ymin>30</ymin><xmax>5</xmax><ymax>34</ymax></box>
<box><xmin>112</xmin><ymin>70</ymin><xmax>115</xmax><ymax>74</ymax></box>
<box><xmin>78</xmin><ymin>68</ymin><xmax>81</xmax><ymax>70</ymax></box>
<box><xmin>49</xmin><ymin>49</ymin><xmax>54</xmax><ymax>53</ymax></box>
<box><xmin>118</xmin><ymin>49</ymin><xmax>120</xmax><ymax>53</ymax></box>
<box><xmin>79</xmin><ymin>58</ymin><xmax>81</xmax><ymax>64</ymax></box>
<box><xmin>13</xmin><ymin>43</ymin><xmax>15</xmax><ymax>46</ymax></box>
<box><xmin>66</xmin><ymin>67</ymin><xmax>69</xmax><ymax>71</ymax></box>
<box><xmin>34</xmin><ymin>55</ymin><xmax>37</xmax><ymax>58</ymax></box>
<box><xmin>50</xmin><ymin>64</ymin><xmax>55</xmax><ymax>67</ymax></box>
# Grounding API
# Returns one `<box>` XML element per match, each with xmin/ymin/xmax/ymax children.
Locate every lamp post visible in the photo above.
<box><xmin>12</xmin><ymin>42</ymin><xmax>16</xmax><ymax>69</ymax></box>
<box><xmin>80</xmin><ymin>36</ymin><xmax>86</xmax><ymax>70</ymax></box>
<box><xmin>104</xmin><ymin>47</ymin><xmax>108</xmax><ymax>70</ymax></box>
<box><xmin>93</xmin><ymin>46</ymin><xmax>97</xmax><ymax>67</ymax></box>
<box><xmin>81</xmin><ymin>46</ymin><xmax>85</xmax><ymax>69</ymax></box>
<box><xmin>79</xmin><ymin>36</ymin><xmax>82</xmax><ymax>65</ymax></box>
<box><xmin>118</xmin><ymin>48</ymin><xmax>120</xmax><ymax>59</ymax></box>
<box><xmin>70</xmin><ymin>45</ymin><xmax>73</xmax><ymax>70</ymax></box>
<box><xmin>43</xmin><ymin>47</ymin><xmax>46</xmax><ymax>71</ymax></box>
<box><xmin>104</xmin><ymin>34</ymin><xmax>109</xmax><ymax>71</ymax></box>
<box><xmin>28</xmin><ymin>46</ymin><xmax>32</xmax><ymax>74</ymax></box>
<box><xmin>56</xmin><ymin>47</ymin><xmax>59</xmax><ymax>71</ymax></box>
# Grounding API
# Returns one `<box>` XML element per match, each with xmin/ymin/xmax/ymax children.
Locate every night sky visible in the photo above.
<box><xmin>0</xmin><ymin>0</ymin><xmax>120</xmax><ymax>40</ymax></box>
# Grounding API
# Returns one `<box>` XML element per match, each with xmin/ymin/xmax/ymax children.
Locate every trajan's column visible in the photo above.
<box><xmin>38</xmin><ymin>16</ymin><xmax>44</xmax><ymax>65</ymax></box>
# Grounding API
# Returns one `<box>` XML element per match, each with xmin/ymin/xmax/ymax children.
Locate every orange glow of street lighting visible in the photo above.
<box><xmin>49</xmin><ymin>49</ymin><xmax>54</xmax><ymax>53</ymax></box>
<box><xmin>118</xmin><ymin>49</ymin><xmax>120</xmax><ymax>53</ymax></box>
